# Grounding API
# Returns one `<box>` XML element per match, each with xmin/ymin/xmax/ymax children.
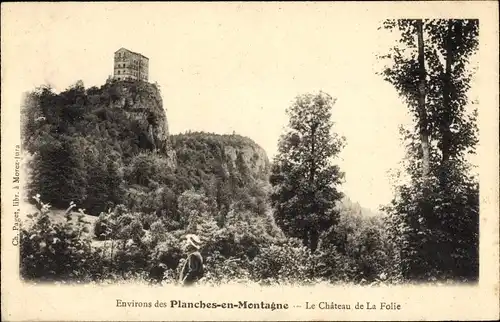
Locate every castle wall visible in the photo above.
<box><xmin>113</xmin><ymin>48</ymin><xmax>149</xmax><ymax>81</ymax></box>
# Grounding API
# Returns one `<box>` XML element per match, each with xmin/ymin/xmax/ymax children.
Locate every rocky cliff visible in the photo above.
<box><xmin>172</xmin><ymin>132</ymin><xmax>271</xmax><ymax>183</ymax></box>
<box><xmin>21</xmin><ymin>79</ymin><xmax>177</xmax><ymax>214</ymax></box>
<box><xmin>222</xmin><ymin>142</ymin><xmax>270</xmax><ymax>180</ymax></box>
<box><xmin>22</xmin><ymin>79</ymin><xmax>270</xmax><ymax>216</ymax></box>
<box><xmin>103</xmin><ymin>80</ymin><xmax>176</xmax><ymax>167</ymax></box>
<box><xmin>170</xmin><ymin>132</ymin><xmax>271</xmax><ymax>216</ymax></box>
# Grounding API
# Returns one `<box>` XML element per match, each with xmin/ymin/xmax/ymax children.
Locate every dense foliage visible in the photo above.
<box><xmin>22</xmin><ymin>80</ymin><xmax>170</xmax><ymax>215</ymax></box>
<box><xmin>379</xmin><ymin>19</ymin><xmax>479</xmax><ymax>282</ymax></box>
<box><xmin>21</xmin><ymin>81</ymin><xmax>270</xmax><ymax>221</ymax></box>
<box><xmin>21</xmin><ymin>193</ymin><xmax>396</xmax><ymax>285</ymax></box>
<box><xmin>171</xmin><ymin>132</ymin><xmax>271</xmax><ymax>218</ymax></box>
<box><xmin>20</xmin><ymin>196</ymin><xmax>96</xmax><ymax>282</ymax></box>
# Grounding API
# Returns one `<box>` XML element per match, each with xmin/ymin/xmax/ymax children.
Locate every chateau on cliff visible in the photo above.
<box><xmin>113</xmin><ymin>48</ymin><xmax>149</xmax><ymax>82</ymax></box>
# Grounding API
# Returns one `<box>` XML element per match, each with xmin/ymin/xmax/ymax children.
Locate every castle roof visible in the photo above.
<box><xmin>115</xmin><ymin>47</ymin><xmax>149</xmax><ymax>60</ymax></box>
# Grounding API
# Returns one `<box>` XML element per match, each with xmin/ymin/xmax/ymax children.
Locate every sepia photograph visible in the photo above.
<box><xmin>1</xmin><ymin>2</ymin><xmax>499</xmax><ymax>321</ymax></box>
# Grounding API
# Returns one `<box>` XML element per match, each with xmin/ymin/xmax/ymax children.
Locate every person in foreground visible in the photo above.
<box><xmin>178</xmin><ymin>234</ymin><xmax>204</xmax><ymax>286</ymax></box>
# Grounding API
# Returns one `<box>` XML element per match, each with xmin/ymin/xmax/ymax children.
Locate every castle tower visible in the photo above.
<box><xmin>113</xmin><ymin>48</ymin><xmax>149</xmax><ymax>82</ymax></box>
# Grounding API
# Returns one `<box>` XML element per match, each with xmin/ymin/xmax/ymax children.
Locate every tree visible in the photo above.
<box><xmin>29</xmin><ymin>134</ymin><xmax>88</xmax><ymax>208</ymax></box>
<box><xmin>380</xmin><ymin>19</ymin><xmax>479</xmax><ymax>281</ymax></box>
<box><xmin>270</xmin><ymin>92</ymin><xmax>345</xmax><ymax>252</ymax></box>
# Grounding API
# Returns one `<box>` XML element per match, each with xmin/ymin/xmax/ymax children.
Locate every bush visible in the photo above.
<box><xmin>153</xmin><ymin>231</ymin><xmax>185</xmax><ymax>271</ymax></box>
<box><xmin>177</xmin><ymin>189</ymin><xmax>216</xmax><ymax>229</ymax></box>
<box><xmin>138</xmin><ymin>212</ymin><xmax>158</xmax><ymax>230</ymax></box>
<box><xmin>94</xmin><ymin>211</ymin><xmax>115</xmax><ymax>240</ymax></box>
<box><xmin>93</xmin><ymin>205</ymin><xmax>146</xmax><ymax>242</ymax></box>
<box><xmin>314</xmin><ymin>202</ymin><xmax>400</xmax><ymax>283</ymax></box>
<box><xmin>113</xmin><ymin>240</ymin><xmax>151</xmax><ymax>276</ymax></box>
<box><xmin>20</xmin><ymin>196</ymin><xmax>96</xmax><ymax>282</ymax></box>
<box><xmin>202</xmin><ymin>252</ymin><xmax>251</xmax><ymax>285</ymax></box>
<box><xmin>311</xmin><ymin>245</ymin><xmax>359</xmax><ymax>283</ymax></box>
<box><xmin>125</xmin><ymin>152</ymin><xmax>174</xmax><ymax>186</ymax></box>
<box><xmin>250</xmin><ymin>238</ymin><xmax>313</xmax><ymax>284</ymax></box>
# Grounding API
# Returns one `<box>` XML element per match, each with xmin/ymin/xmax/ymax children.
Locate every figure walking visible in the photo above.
<box><xmin>179</xmin><ymin>234</ymin><xmax>204</xmax><ymax>286</ymax></box>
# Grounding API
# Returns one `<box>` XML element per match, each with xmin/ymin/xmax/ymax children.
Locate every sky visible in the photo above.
<box><xmin>2</xmin><ymin>3</ymin><xmax>483</xmax><ymax>211</ymax></box>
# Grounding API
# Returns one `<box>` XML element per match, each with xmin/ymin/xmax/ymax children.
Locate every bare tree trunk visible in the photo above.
<box><xmin>411</xmin><ymin>19</ymin><xmax>432</xmax><ymax>280</ymax></box>
<box><xmin>440</xmin><ymin>20</ymin><xmax>455</xmax><ymax>188</ymax></box>
<box><xmin>416</xmin><ymin>20</ymin><xmax>430</xmax><ymax>183</ymax></box>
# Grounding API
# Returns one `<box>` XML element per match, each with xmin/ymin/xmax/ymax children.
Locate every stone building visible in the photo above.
<box><xmin>113</xmin><ymin>47</ymin><xmax>149</xmax><ymax>82</ymax></box>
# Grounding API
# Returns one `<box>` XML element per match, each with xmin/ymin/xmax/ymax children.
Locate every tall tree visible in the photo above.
<box><xmin>270</xmin><ymin>92</ymin><xmax>345</xmax><ymax>252</ymax></box>
<box><xmin>29</xmin><ymin>134</ymin><xmax>88</xmax><ymax>208</ymax></box>
<box><xmin>380</xmin><ymin>19</ymin><xmax>479</xmax><ymax>281</ymax></box>
<box><xmin>416</xmin><ymin>20</ymin><xmax>431</xmax><ymax>183</ymax></box>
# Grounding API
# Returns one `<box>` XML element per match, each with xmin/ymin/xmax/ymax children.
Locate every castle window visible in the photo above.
<box><xmin>117</xmin><ymin>71</ymin><xmax>121</xmax><ymax>74</ymax></box>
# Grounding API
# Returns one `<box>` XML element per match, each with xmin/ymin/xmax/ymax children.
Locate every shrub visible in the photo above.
<box><xmin>177</xmin><ymin>189</ymin><xmax>216</xmax><ymax>229</ymax></box>
<box><xmin>314</xmin><ymin>206</ymin><xmax>399</xmax><ymax>283</ymax></box>
<box><xmin>311</xmin><ymin>246</ymin><xmax>359</xmax><ymax>283</ymax></box>
<box><xmin>153</xmin><ymin>231</ymin><xmax>185</xmax><ymax>271</ymax></box>
<box><xmin>149</xmin><ymin>220</ymin><xmax>167</xmax><ymax>243</ymax></box>
<box><xmin>202</xmin><ymin>252</ymin><xmax>251</xmax><ymax>285</ymax></box>
<box><xmin>113</xmin><ymin>240</ymin><xmax>151</xmax><ymax>276</ymax></box>
<box><xmin>138</xmin><ymin>212</ymin><xmax>158</xmax><ymax>230</ymax></box>
<box><xmin>20</xmin><ymin>196</ymin><xmax>95</xmax><ymax>282</ymax></box>
<box><xmin>94</xmin><ymin>210</ymin><xmax>116</xmax><ymax>240</ymax></box>
<box><xmin>125</xmin><ymin>152</ymin><xmax>174</xmax><ymax>186</ymax></box>
<box><xmin>93</xmin><ymin>205</ymin><xmax>146</xmax><ymax>242</ymax></box>
<box><xmin>250</xmin><ymin>238</ymin><xmax>313</xmax><ymax>284</ymax></box>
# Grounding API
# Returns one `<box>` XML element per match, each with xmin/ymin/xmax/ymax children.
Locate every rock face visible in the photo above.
<box><xmin>103</xmin><ymin>82</ymin><xmax>272</xmax><ymax>177</ymax></box>
<box><xmin>223</xmin><ymin>143</ymin><xmax>270</xmax><ymax>180</ymax></box>
<box><xmin>172</xmin><ymin>132</ymin><xmax>271</xmax><ymax>183</ymax></box>
<box><xmin>106</xmin><ymin>80</ymin><xmax>177</xmax><ymax>167</ymax></box>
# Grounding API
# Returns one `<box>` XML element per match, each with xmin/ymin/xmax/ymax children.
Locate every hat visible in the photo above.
<box><xmin>184</xmin><ymin>234</ymin><xmax>202</xmax><ymax>249</ymax></box>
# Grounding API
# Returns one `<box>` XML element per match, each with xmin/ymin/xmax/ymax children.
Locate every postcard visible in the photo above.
<box><xmin>1</xmin><ymin>2</ymin><xmax>499</xmax><ymax>321</ymax></box>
